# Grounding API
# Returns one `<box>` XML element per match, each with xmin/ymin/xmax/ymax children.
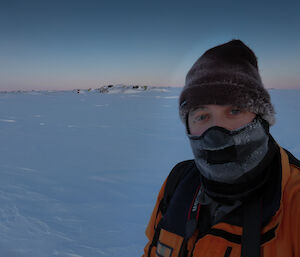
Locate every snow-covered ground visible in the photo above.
<box><xmin>0</xmin><ymin>88</ymin><xmax>299</xmax><ymax>257</ymax></box>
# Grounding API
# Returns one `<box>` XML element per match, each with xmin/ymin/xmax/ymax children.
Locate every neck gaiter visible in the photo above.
<box><xmin>187</xmin><ymin>117</ymin><xmax>270</xmax><ymax>184</ymax></box>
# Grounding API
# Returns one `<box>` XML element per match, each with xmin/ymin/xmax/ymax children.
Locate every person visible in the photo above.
<box><xmin>142</xmin><ymin>40</ymin><xmax>300</xmax><ymax>257</ymax></box>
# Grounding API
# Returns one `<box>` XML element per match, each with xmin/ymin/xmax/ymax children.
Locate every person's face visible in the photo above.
<box><xmin>188</xmin><ymin>105</ymin><xmax>256</xmax><ymax>136</ymax></box>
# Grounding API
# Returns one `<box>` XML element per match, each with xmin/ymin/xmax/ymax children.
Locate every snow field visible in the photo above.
<box><xmin>0</xmin><ymin>88</ymin><xmax>299</xmax><ymax>256</ymax></box>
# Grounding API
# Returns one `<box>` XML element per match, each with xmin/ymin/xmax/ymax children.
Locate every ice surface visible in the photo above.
<box><xmin>0</xmin><ymin>88</ymin><xmax>299</xmax><ymax>256</ymax></box>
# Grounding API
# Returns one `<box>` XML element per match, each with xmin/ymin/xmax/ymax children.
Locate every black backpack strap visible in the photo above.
<box><xmin>159</xmin><ymin>160</ymin><xmax>195</xmax><ymax>215</ymax></box>
<box><xmin>241</xmin><ymin>194</ymin><xmax>262</xmax><ymax>257</ymax></box>
<box><xmin>148</xmin><ymin>160</ymin><xmax>195</xmax><ymax>257</ymax></box>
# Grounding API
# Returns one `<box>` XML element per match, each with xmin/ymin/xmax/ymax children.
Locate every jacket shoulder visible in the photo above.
<box><xmin>284</xmin><ymin>148</ymin><xmax>300</xmax><ymax>168</ymax></box>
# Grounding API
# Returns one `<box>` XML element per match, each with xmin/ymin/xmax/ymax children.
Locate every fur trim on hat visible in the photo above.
<box><xmin>179</xmin><ymin>39</ymin><xmax>275</xmax><ymax>126</ymax></box>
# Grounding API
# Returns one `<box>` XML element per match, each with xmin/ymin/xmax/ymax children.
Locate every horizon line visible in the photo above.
<box><xmin>1</xmin><ymin>84</ymin><xmax>300</xmax><ymax>93</ymax></box>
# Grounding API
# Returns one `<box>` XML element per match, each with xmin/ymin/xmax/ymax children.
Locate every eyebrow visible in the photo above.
<box><xmin>189</xmin><ymin>106</ymin><xmax>208</xmax><ymax>118</ymax></box>
<box><xmin>190</xmin><ymin>106</ymin><xmax>208</xmax><ymax>113</ymax></box>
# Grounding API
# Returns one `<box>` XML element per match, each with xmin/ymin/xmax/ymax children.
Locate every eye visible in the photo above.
<box><xmin>230</xmin><ymin>109</ymin><xmax>242</xmax><ymax>115</ymax></box>
<box><xmin>194</xmin><ymin>114</ymin><xmax>209</xmax><ymax>122</ymax></box>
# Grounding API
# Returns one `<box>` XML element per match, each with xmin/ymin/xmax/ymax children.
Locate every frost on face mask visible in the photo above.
<box><xmin>188</xmin><ymin>118</ymin><xmax>269</xmax><ymax>184</ymax></box>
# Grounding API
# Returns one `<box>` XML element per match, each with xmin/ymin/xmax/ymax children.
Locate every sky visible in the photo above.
<box><xmin>1</xmin><ymin>0</ymin><xmax>300</xmax><ymax>91</ymax></box>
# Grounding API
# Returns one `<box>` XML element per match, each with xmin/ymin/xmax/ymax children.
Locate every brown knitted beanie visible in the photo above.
<box><xmin>179</xmin><ymin>39</ymin><xmax>275</xmax><ymax>126</ymax></box>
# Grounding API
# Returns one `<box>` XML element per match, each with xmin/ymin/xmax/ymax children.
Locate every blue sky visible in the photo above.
<box><xmin>1</xmin><ymin>0</ymin><xmax>300</xmax><ymax>91</ymax></box>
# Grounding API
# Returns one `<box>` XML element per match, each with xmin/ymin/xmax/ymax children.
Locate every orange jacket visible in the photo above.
<box><xmin>143</xmin><ymin>147</ymin><xmax>300</xmax><ymax>257</ymax></box>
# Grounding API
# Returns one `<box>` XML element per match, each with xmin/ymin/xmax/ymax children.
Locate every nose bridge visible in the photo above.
<box><xmin>211</xmin><ymin>111</ymin><xmax>226</xmax><ymax>128</ymax></box>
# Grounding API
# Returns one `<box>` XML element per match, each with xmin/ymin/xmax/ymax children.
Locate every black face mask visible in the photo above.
<box><xmin>187</xmin><ymin>117</ymin><xmax>270</xmax><ymax>184</ymax></box>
